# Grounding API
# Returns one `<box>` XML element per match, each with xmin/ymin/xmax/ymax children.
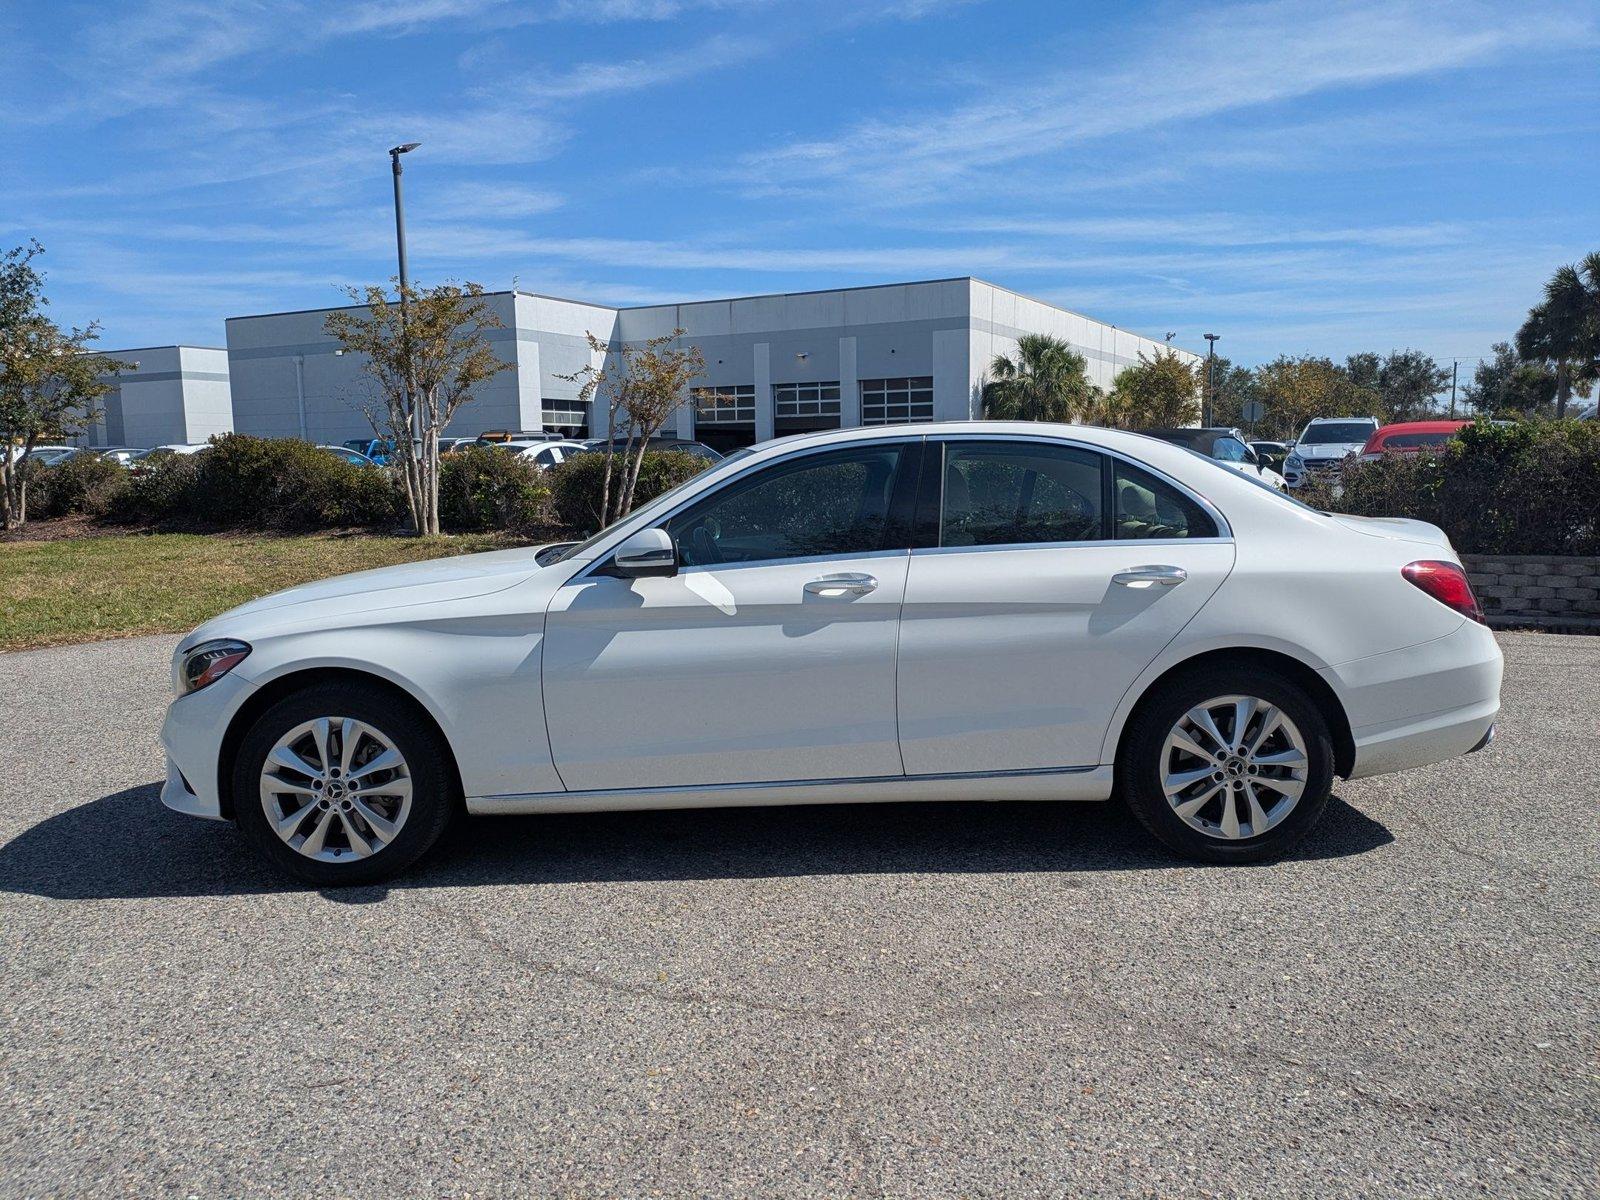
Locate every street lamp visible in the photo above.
<box><xmin>1203</xmin><ymin>333</ymin><xmax>1221</xmax><ymax>426</ymax></box>
<box><xmin>389</xmin><ymin>142</ymin><xmax>421</xmax><ymax>439</ymax></box>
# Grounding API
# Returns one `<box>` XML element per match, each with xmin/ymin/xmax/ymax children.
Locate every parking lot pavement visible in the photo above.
<box><xmin>0</xmin><ymin>633</ymin><xmax>1595</xmax><ymax>1198</ymax></box>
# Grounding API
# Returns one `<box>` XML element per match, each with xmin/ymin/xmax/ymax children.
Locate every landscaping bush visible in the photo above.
<box><xmin>439</xmin><ymin>446</ymin><xmax>551</xmax><ymax>533</ymax></box>
<box><xmin>548</xmin><ymin>449</ymin><xmax>712</xmax><ymax>533</ymax></box>
<box><xmin>119</xmin><ymin>452</ymin><xmax>203</xmax><ymax>524</ymax></box>
<box><xmin>1305</xmin><ymin>418</ymin><xmax>1600</xmax><ymax>556</ymax></box>
<box><xmin>28</xmin><ymin>452</ymin><xmax>129</xmax><ymax>519</ymax></box>
<box><xmin>115</xmin><ymin>435</ymin><xmax>403</xmax><ymax>531</ymax></box>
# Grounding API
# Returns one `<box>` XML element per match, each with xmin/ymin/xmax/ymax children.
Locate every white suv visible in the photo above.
<box><xmin>1284</xmin><ymin>417</ymin><xmax>1380</xmax><ymax>488</ymax></box>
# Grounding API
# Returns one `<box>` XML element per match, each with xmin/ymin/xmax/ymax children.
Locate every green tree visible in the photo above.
<box><xmin>1462</xmin><ymin>342</ymin><xmax>1556</xmax><ymax>415</ymax></box>
<box><xmin>1201</xmin><ymin>356</ymin><xmax>1263</xmax><ymax>429</ymax></box>
<box><xmin>559</xmin><ymin>328</ymin><xmax>707</xmax><ymax>525</ymax></box>
<box><xmin>0</xmin><ymin>242</ymin><xmax>125</xmax><ymax>529</ymax></box>
<box><xmin>981</xmin><ymin>333</ymin><xmax>1099</xmax><ymax>423</ymax></box>
<box><xmin>1346</xmin><ymin>349</ymin><xmax>1450</xmax><ymax>422</ymax></box>
<box><xmin>1095</xmin><ymin>348</ymin><xmax>1201</xmax><ymax>428</ymax></box>
<box><xmin>325</xmin><ymin>281</ymin><xmax>512</xmax><ymax>536</ymax></box>
<box><xmin>1517</xmin><ymin>258</ymin><xmax>1599</xmax><ymax>419</ymax></box>
<box><xmin>1254</xmin><ymin>355</ymin><xmax>1377</xmax><ymax>441</ymax></box>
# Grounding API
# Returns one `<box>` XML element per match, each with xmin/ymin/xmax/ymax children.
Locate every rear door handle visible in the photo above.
<box><xmin>1112</xmin><ymin>564</ymin><xmax>1187</xmax><ymax>588</ymax></box>
<box><xmin>805</xmin><ymin>573</ymin><xmax>878</xmax><ymax>596</ymax></box>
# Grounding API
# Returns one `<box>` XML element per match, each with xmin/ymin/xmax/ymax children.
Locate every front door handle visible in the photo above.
<box><xmin>1112</xmin><ymin>564</ymin><xmax>1187</xmax><ymax>588</ymax></box>
<box><xmin>804</xmin><ymin>573</ymin><xmax>878</xmax><ymax>597</ymax></box>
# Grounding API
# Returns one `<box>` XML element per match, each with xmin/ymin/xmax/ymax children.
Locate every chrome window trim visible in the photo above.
<box><xmin>911</xmin><ymin>537</ymin><xmax>1234</xmax><ymax>557</ymax></box>
<box><xmin>564</xmin><ymin>428</ymin><xmax>1233</xmax><ymax>586</ymax></box>
<box><xmin>929</xmin><ymin>431</ymin><xmax>1234</xmax><ymax>542</ymax></box>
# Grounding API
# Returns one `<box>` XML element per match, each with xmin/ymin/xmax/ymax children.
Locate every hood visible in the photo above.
<box><xmin>183</xmin><ymin>545</ymin><xmax>547</xmax><ymax>647</ymax></box>
<box><xmin>1293</xmin><ymin>443</ymin><xmax>1364</xmax><ymax>460</ymax></box>
<box><xmin>1330</xmin><ymin>513</ymin><xmax>1454</xmax><ymax>551</ymax></box>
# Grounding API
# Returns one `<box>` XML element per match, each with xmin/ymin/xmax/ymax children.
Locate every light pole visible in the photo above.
<box><xmin>1203</xmin><ymin>333</ymin><xmax>1220</xmax><ymax>426</ymax></box>
<box><xmin>389</xmin><ymin>142</ymin><xmax>421</xmax><ymax>440</ymax></box>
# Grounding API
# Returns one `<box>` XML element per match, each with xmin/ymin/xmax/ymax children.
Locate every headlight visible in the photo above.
<box><xmin>178</xmin><ymin>639</ymin><xmax>251</xmax><ymax>696</ymax></box>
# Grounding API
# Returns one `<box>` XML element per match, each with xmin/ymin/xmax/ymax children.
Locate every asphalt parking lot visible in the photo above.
<box><xmin>1</xmin><ymin>632</ymin><xmax>1595</xmax><ymax>1198</ymax></box>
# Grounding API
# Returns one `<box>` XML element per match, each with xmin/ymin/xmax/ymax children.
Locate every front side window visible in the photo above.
<box><xmin>1212</xmin><ymin>437</ymin><xmax>1249</xmax><ymax>463</ymax></box>
<box><xmin>939</xmin><ymin>441</ymin><xmax>1102</xmax><ymax>547</ymax></box>
<box><xmin>1114</xmin><ymin>460</ymin><xmax>1219</xmax><ymax>540</ymax></box>
<box><xmin>668</xmin><ymin>444</ymin><xmax>908</xmax><ymax>566</ymax></box>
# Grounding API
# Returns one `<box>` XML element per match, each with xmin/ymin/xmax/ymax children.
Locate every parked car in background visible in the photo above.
<box><xmin>577</xmin><ymin>436</ymin><xmax>724</xmax><ymax>462</ymax></box>
<box><xmin>98</xmin><ymin>447</ymin><xmax>151</xmax><ymax>468</ymax></box>
<box><xmin>475</xmin><ymin>430</ymin><xmax>550</xmax><ymax>445</ymax></box>
<box><xmin>317</xmin><ymin>445</ymin><xmax>380</xmax><ymax>467</ymax></box>
<box><xmin>1358</xmin><ymin>420</ymin><xmax>1471</xmax><ymax>461</ymax></box>
<box><xmin>506</xmin><ymin>439</ymin><xmax>588</xmax><ymax>469</ymax></box>
<box><xmin>1136</xmin><ymin>427</ymin><xmax>1287</xmax><ymax>490</ymax></box>
<box><xmin>1283</xmin><ymin>417</ymin><xmax>1380</xmax><ymax>488</ymax></box>
<box><xmin>152</xmin><ymin>443</ymin><xmax>212</xmax><ymax>456</ymax></box>
<box><xmin>159</xmin><ymin>422</ymin><xmax>1501</xmax><ymax>884</ymax></box>
<box><xmin>11</xmin><ymin>444</ymin><xmax>77</xmax><ymax>466</ymax></box>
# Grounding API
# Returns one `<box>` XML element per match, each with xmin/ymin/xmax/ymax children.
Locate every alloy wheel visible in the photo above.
<box><xmin>258</xmin><ymin>716</ymin><xmax>413</xmax><ymax>862</ymax></box>
<box><xmin>1159</xmin><ymin>694</ymin><xmax>1308</xmax><ymax>841</ymax></box>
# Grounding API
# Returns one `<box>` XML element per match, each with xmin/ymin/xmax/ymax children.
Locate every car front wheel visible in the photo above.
<box><xmin>1119</xmin><ymin>668</ymin><xmax>1334</xmax><ymax>863</ymax></box>
<box><xmin>233</xmin><ymin>682</ymin><xmax>456</xmax><ymax>885</ymax></box>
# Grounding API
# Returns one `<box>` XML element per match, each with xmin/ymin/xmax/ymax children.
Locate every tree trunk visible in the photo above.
<box><xmin>1555</xmin><ymin>360</ymin><xmax>1570</xmax><ymax>419</ymax></box>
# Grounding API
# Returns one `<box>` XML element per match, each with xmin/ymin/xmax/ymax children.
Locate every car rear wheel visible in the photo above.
<box><xmin>233</xmin><ymin>682</ymin><xmax>456</xmax><ymax>885</ymax></box>
<box><xmin>1119</xmin><ymin>668</ymin><xmax>1334</xmax><ymax>863</ymax></box>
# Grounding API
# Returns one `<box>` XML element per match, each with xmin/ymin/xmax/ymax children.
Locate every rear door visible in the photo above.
<box><xmin>896</xmin><ymin>437</ymin><xmax>1235</xmax><ymax>775</ymax></box>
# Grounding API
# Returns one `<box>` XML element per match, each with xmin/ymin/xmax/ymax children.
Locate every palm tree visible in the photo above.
<box><xmin>981</xmin><ymin>333</ymin><xmax>1098</xmax><ymax>423</ymax></box>
<box><xmin>1517</xmin><ymin>261</ymin><xmax>1596</xmax><ymax>419</ymax></box>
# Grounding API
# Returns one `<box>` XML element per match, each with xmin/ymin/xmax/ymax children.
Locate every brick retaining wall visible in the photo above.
<box><xmin>1461</xmin><ymin>554</ymin><xmax>1600</xmax><ymax>632</ymax></box>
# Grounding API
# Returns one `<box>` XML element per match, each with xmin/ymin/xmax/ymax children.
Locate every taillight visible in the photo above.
<box><xmin>1402</xmin><ymin>560</ymin><xmax>1485</xmax><ymax>624</ymax></box>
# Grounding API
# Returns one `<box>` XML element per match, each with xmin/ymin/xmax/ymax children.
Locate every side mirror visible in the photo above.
<box><xmin>612</xmin><ymin>527</ymin><xmax>677</xmax><ymax>578</ymax></box>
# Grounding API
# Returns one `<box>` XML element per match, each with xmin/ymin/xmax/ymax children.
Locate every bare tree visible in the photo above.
<box><xmin>324</xmin><ymin>281</ymin><xmax>510</xmax><ymax>535</ymax></box>
<box><xmin>559</xmin><ymin>328</ymin><xmax>706</xmax><ymax>525</ymax></box>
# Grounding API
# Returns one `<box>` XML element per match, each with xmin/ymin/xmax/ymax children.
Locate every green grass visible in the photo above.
<box><xmin>0</xmin><ymin>531</ymin><xmax>516</xmax><ymax>651</ymax></box>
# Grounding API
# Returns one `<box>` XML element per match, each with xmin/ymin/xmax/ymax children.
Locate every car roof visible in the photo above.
<box><xmin>1371</xmin><ymin>420</ymin><xmax>1471</xmax><ymax>436</ymax></box>
<box><xmin>1303</xmin><ymin>415</ymin><xmax>1378</xmax><ymax>425</ymax></box>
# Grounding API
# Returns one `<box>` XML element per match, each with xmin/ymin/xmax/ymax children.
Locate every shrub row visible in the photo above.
<box><xmin>1299</xmin><ymin>418</ymin><xmax>1600</xmax><ymax>556</ymax></box>
<box><xmin>26</xmin><ymin>434</ymin><xmax>713</xmax><ymax>538</ymax></box>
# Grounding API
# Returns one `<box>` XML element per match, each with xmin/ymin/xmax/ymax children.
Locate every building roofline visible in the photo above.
<box><xmin>96</xmin><ymin>344</ymin><xmax>227</xmax><ymax>354</ymax></box>
<box><xmin>220</xmin><ymin>277</ymin><xmax>1196</xmax><ymax>355</ymax></box>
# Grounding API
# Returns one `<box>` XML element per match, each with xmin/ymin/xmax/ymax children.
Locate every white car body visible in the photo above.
<box><xmin>507</xmin><ymin>439</ymin><xmax>587</xmax><ymax>468</ymax></box>
<box><xmin>155</xmin><ymin>443</ymin><xmax>211</xmax><ymax>456</ymax></box>
<box><xmin>161</xmin><ymin>422</ymin><xmax>1501</xmax><ymax>873</ymax></box>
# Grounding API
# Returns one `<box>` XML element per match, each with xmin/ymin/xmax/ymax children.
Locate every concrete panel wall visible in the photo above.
<box><xmin>84</xmin><ymin>346</ymin><xmax>233</xmax><ymax>448</ymax></box>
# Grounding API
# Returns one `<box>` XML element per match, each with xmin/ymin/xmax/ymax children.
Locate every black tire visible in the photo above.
<box><xmin>1118</xmin><ymin>666</ymin><xmax>1334</xmax><ymax>864</ymax></box>
<box><xmin>233</xmin><ymin>681</ymin><xmax>457</xmax><ymax>886</ymax></box>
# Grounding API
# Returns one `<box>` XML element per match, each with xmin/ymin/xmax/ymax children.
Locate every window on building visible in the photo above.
<box><xmin>773</xmin><ymin>382</ymin><xmax>841</xmax><ymax>419</ymax></box>
<box><xmin>696</xmin><ymin>385</ymin><xmax>755</xmax><ymax>423</ymax></box>
<box><xmin>667</xmin><ymin>443</ymin><xmax>909</xmax><ymax>566</ymax></box>
<box><xmin>939</xmin><ymin>441</ymin><xmax>1103</xmax><ymax>547</ymax></box>
<box><xmin>1113</xmin><ymin>460</ymin><xmax>1219</xmax><ymax>540</ymax></box>
<box><xmin>861</xmin><ymin>377</ymin><xmax>933</xmax><ymax>425</ymax></box>
<box><xmin>542</xmin><ymin>398</ymin><xmax>590</xmax><ymax>430</ymax></box>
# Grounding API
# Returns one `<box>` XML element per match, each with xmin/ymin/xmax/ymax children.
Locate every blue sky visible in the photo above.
<box><xmin>2</xmin><ymin>0</ymin><xmax>1597</xmax><ymax>368</ymax></box>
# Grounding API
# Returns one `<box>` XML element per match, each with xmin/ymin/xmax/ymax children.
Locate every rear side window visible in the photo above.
<box><xmin>1380</xmin><ymin>431</ymin><xmax>1452</xmax><ymax>450</ymax></box>
<box><xmin>1114</xmin><ymin>461</ymin><xmax>1219</xmax><ymax>540</ymax></box>
<box><xmin>939</xmin><ymin>441</ymin><xmax>1103</xmax><ymax>546</ymax></box>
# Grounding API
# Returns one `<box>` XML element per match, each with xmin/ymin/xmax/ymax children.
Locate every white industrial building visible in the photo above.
<box><xmin>79</xmin><ymin>346</ymin><xmax>234</xmax><ymax>448</ymax></box>
<box><xmin>225</xmin><ymin>278</ymin><xmax>1198</xmax><ymax>451</ymax></box>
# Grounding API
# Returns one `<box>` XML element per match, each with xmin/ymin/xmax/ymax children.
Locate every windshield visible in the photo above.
<box><xmin>549</xmin><ymin>448</ymin><xmax>757</xmax><ymax>563</ymax></box>
<box><xmin>1299</xmin><ymin>421</ymin><xmax>1375</xmax><ymax>445</ymax></box>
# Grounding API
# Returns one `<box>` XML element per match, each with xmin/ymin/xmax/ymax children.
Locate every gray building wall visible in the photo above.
<box><xmin>222</xmin><ymin>278</ymin><xmax>1197</xmax><ymax>445</ymax></box>
<box><xmin>83</xmin><ymin>345</ymin><xmax>233</xmax><ymax>448</ymax></box>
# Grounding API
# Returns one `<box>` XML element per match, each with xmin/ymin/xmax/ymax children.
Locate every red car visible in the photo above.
<box><xmin>1360</xmin><ymin>420</ymin><xmax>1471</xmax><ymax>461</ymax></box>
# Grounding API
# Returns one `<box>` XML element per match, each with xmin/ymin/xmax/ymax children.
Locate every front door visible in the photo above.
<box><xmin>542</xmin><ymin>441</ymin><xmax>919</xmax><ymax>792</ymax></box>
<box><xmin>896</xmin><ymin>438</ymin><xmax>1235</xmax><ymax>775</ymax></box>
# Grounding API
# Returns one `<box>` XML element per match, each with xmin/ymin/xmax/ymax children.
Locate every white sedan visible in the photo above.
<box><xmin>160</xmin><ymin>423</ymin><xmax>1502</xmax><ymax>884</ymax></box>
